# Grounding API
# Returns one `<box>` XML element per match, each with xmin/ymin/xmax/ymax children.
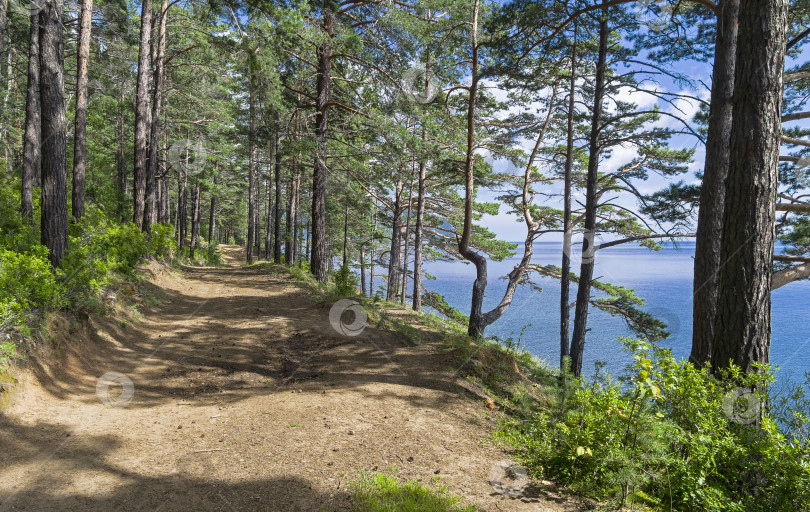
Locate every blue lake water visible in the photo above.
<box><xmin>421</xmin><ymin>242</ymin><xmax>810</xmax><ymax>381</ymax></box>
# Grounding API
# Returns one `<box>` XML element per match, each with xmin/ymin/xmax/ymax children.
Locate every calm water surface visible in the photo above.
<box><xmin>421</xmin><ymin>242</ymin><xmax>810</xmax><ymax>381</ymax></box>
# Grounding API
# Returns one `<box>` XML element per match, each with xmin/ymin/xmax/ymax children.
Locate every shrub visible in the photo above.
<box><xmin>203</xmin><ymin>241</ymin><xmax>222</xmax><ymax>266</ymax></box>
<box><xmin>105</xmin><ymin>222</ymin><xmax>148</xmax><ymax>275</ymax></box>
<box><xmin>148</xmin><ymin>223</ymin><xmax>177</xmax><ymax>260</ymax></box>
<box><xmin>331</xmin><ymin>264</ymin><xmax>359</xmax><ymax>297</ymax></box>
<box><xmin>497</xmin><ymin>338</ymin><xmax>810</xmax><ymax>511</ymax></box>
<box><xmin>0</xmin><ymin>245</ymin><xmax>63</xmax><ymax>327</ymax></box>
<box><xmin>58</xmin><ymin>233</ymin><xmax>113</xmax><ymax>310</ymax></box>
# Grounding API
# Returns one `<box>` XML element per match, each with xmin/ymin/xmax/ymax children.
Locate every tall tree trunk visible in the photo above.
<box><xmin>255</xmin><ymin>176</ymin><xmax>261</xmax><ymax>257</ymax></box>
<box><xmin>246</xmin><ymin>73</ymin><xmax>255</xmax><ymax>264</ymax></box>
<box><xmin>413</xmin><ymin>129</ymin><xmax>427</xmax><ymax>311</ymax></box>
<box><xmin>0</xmin><ymin>0</ymin><xmax>7</xmax><ymax>172</ymax></box>
<box><xmin>208</xmin><ymin>178</ymin><xmax>216</xmax><ymax>243</ymax></box>
<box><xmin>0</xmin><ymin>0</ymin><xmax>6</xmax><ymax>73</ymax></box>
<box><xmin>293</xmin><ymin>176</ymin><xmax>300</xmax><ymax>263</ymax></box>
<box><xmin>144</xmin><ymin>0</ymin><xmax>168</xmax><ymax>233</ymax></box>
<box><xmin>286</xmin><ymin>164</ymin><xmax>298</xmax><ymax>264</ymax></box>
<box><xmin>116</xmin><ymin>81</ymin><xmax>127</xmax><ymax>221</ymax></box>
<box><xmin>360</xmin><ymin>245</ymin><xmax>366</xmax><ymax>296</ymax></box>
<box><xmin>310</xmin><ymin>9</ymin><xmax>334</xmax><ymax>282</ymax></box>
<box><xmin>133</xmin><ymin>0</ymin><xmax>153</xmax><ymax>228</ymax></box>
<box><xmin>457</xmin><ymin>0</ymin><xmax>489</xmax><ymax>337</ymax></box>
<box><xmin>273</xmin><ymin>118</ymin><xmax>282</xmax><ymax>263</ymax></box>
<box><xmin>569</xmin><ymin>13</ymin><xmax>608</xmax><ymax>377</ymax></box>
<box><xmin>265</xmin><ymin>171</ymin><xmax>272</xmax><ymax>259</ymax></box>
<box><xmin>22</xmin><ymin>13</ymin><xmax>40</xmax><ymax>222</ymax></box>
<box><xmin>39</xmin><ymin>0</ymin><xmax>68</xmax><ymax>268</ymax></box>
<box><xmin>560</xmin><ymin>20</ymin><xmax>577</xmax><ymax>371</ymax></box>
<box><xmin>305</xmin><ymin>217</ymin><xmax>310</xmax><ymax>263</ymax></box>
<box><xmin>189</xmin><ymin>177</ymin><xmax>200</xmax><ymax>259</ymax></box>
<box><xmin>711</xmin><ymin>0</ymin><xmax>788</xmax><ymax>373</ymax></box>
<box><xmin>387</xmin><ymin>179</ymin><xmax>403</xmax><ymax>301</ymax></box>
<box><xmin>179</xmin><ymin>175</ymin><xmax>187</xmax><ymax>250</ymax></box>
<box><xmin>342</xmin><ymin>202</ymin><xmax>349</xmax><ymax>267</ymax></box>
<box><xmin>160</xmin><ymin>175</ymin><xmax>170</xmax><ymax>223</ymax></box>
<box><xmin>71</xmin><ymin>0</ymin><xmax>93</xmax><ymax>219</ymax></box>
<box><xmin>401</xmin><ymin>169</ymin><xmax>415</xmax><ymax>305</ymax></box>
<box><xmin>176</xmin><ymin>171</ymin><xmax>182</xmax><ymax>246</ymax></box>
<box><xmin>156</xmin><ymin>174</ymin><xmax>163</xmax><ymax>223</ymax></box>
<box><xmin>370</xmin><ymin>198</ymin><xmax>377</xmax><ymax>297</ymax></box>
<box><xmin>690</xmin><ymin>0</ymin><xmax>740</xmax><ymax>368</ymax></box>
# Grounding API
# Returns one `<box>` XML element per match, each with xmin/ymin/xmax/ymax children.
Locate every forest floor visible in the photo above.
<box><xmin>0</xmin><ymin>246</ymin><xmax>580</xmax><ymax>512</ymax></box>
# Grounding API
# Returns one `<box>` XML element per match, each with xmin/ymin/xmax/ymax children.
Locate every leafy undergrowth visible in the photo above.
<box><xmin>495</xmin><ymin>339</ymin><xmax>810</xmax><ymax>511</ymax></box>
<box><xmin>346</xmin><ymin>472</ymin><xmax>475</xmax><ymax>512</ymax></box>
<box><xmin>0</xmin><ymin>178</ymin><xmax>181</xmax><ymax>371</ymax></box>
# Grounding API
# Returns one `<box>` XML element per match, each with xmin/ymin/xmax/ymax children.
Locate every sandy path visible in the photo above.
<box><xmin>0</xmin><ymin>247</ymin><xmax>574</xmax><ymax>512</ymax></box>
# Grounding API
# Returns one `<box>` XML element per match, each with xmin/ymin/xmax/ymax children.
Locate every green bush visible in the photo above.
<box><xmin>332</xmin><ymin>264</ymin><xmax>359</xmax><ymax>297</ymax></box>
<box><xmin>105</xmin><ymin>222</ymin><xmax>148</xmax><ymax>275</ymax></box>
<box><xmin>497</xmin><ymin>338</ymin><xmax>810</xmax><ymax>511</ymax></box>
<box><xmin>0</xmin><ymin>245</ymin><xmax>64</xmax><ymax>327</ymax></box>
<box><xmin>203</xmin><ymin>241</ymin><xmax>222</xmax><ymax>266</ymax></box>
<box><xmin>148</xmin><ymin>223</ymin><xmax>177</xmax><ymax>260</ymax></box>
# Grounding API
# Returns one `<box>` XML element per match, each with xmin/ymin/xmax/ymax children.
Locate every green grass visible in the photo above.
<box><xmin>349</xmin><ymin>472</ymin><xmax>475</xmax><ymax>512</ymax></box>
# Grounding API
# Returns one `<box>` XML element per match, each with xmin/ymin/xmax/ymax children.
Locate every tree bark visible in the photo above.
<box><xmin>690</xmin><ymin>0</ymin><xmax>739</xmax><ymax>368</ymax></box>
<box><xmin>711</xmin><ymin>0</ymin><xmax>789</xmax><ymax>373</ymax></box>
<box><xmin>144</xmin><ymin>0</ymin><xmax>168</xmax><ymax>233</ymax></box>
<box><xmin>387</xmin><ymin>179</ymin><xmax>403</xmax><ymax>301</ymax></box>
<box><xmin>342</xmin><ymin>203</ymin><xmax>349</xmax><ymax>267</ymax></box>
<box><xmin>569</xmin><ymin>13</ymin><xmax>608</xmax><ymax>377</ymax></box>
<box><xmin>0</xmin><ymin>0</ymin><xmax>6</xmax><ymax>73</ymax></box>
<box><xmin>116</xmin><ymin>81</ymin><xmax>127</xmax><ymax>221</ymax></box>
<box><xmin>255</xmin><ymin>175</ymin><xmax>261</xmax><ymax>257</ymax></box>
<box><xmin>189</xmin><ymin>177</ymin><xmax>200</xmax><ymax>259</ymax></box>
<box><xmin>265</xmin><ymin>172</ymin><xmax>272</xmax><ymax>259</ymax></box>
<box><xmin>133</xmin><ymin>0</ymin><xmax>153</xmax><ymax>229</ymax></box>
<box><xmin>273</xmin><ymin>124</ymin><xmax>282</xmax><ymax>263</ymax></box>
<box><xmin>359</xmin><ymin>245</ymin><xmax>367</xmax><ymax>295</ymax></box>
<box><xmin>370</xmin><ymin>198</ymin><xmax>377</xmax><ymax>297</ymax></box>
<box><xmin>413</xmin><ymin>130</ymin><xmax>427</xmax><ymax>312</ymax></box>
<box><xmin>246</xmin><ymin>71</ymin><xmax>256</xmax><ymax>264</ymax></box>
<box><xmin>208</xmin><ymin>178</ymin><xmax>216</xmax><ymax>243</ymax></box>
<box><xmin>286</xmin><ymin>164</ymin><xmax>298</xmax><ymax>264</ymax></box>
<box><xmin>22</xmin><ymin>13</ymin><xmax>40</xmax><ymax>222</ymax></box>
<box><xmin>456</xmin><ymin>0</ymin><xmax>490</xmax><ymax>337</ymax></box>
<box><xmin>71</xmin><ymin>0</ymin><xmax>93</xmax><ymax>220</ymax></box>
<box><xmin>401</xmin><ymin>169</ymin><xmax>415</xmax><ymax>305</ymax></box>
<box><xmin>310</xmin><ymin>9</ymin><xmax>334</xmax><ymax>282</ymax></box>
<box><xmin>772</xmin><ymin>263</ymin><xmax>810</xmax><ymax>290</ymax></box>
<box><xmin>560</xmin><ymin>20</ymin><xmax>577</xmax><ymax>371</ymax></box>
<box><xmin>39</xmin><ymin>0</ymin><xmax>68</xmax><ymax>268</ymax></box>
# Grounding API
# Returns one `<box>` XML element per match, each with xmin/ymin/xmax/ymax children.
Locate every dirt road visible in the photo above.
<box><xmin>0</xmin><ymin>247</ymin><xmax>573</xmax><ymax>511</ymax></box>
